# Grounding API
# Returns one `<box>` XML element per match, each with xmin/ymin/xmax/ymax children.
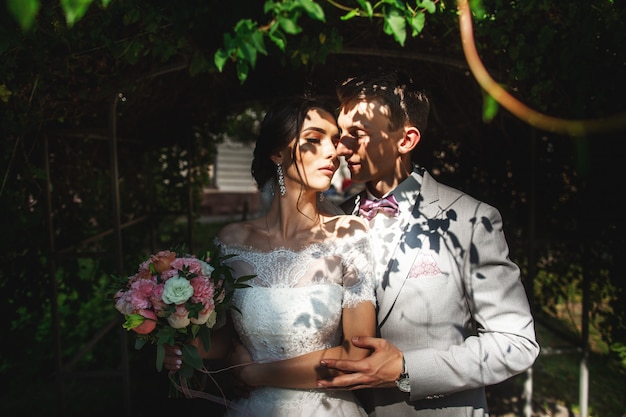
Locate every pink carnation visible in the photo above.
<box><xmin>114</xmin><ymin>291</ymin><xmax>135</xmax><ymax>315</ymax></box>
<box><xmin>136</xmin><ymin>259</ymin><xmax>153</xmax><ymax>277</ymax></box>
<box><xmin>150</xmin><ymin>283</ymin><xmax>167</xmax><ymax>315</ymax></box>
<box><xmin>160</xmin><ymin>268</ymin><xmax>178</xmax><ymax>281</ymax></box>
<box><xmin>132</xmin><ymin>277</ymin><xmax>155</xmax><ymax>299</ymax></box>
<box><xmin>190</xmin><ymin>276</ymin><xmax>215</xmax><ymax>309</ymax></box>
<box><xmin>115</xmin><ymin>278</ymin><xmax>155</xmax><ymax>314</ymax></box>
<box><xmin>171</xmin><ymin>257</ymin><xmax>204</xmax><ymax>275</ymax></box>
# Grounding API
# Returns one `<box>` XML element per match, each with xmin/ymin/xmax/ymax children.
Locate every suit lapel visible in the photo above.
<box><xmin>377</xmin><ymin>171</ymin><xmax>442</xmax><ymax>328</ymax></box>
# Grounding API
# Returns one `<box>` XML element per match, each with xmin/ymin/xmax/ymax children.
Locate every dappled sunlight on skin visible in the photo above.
<box><xmin>280</xmin><ymin>106</ymin><xmax>340</xmax><ymax>217</ymax></box>
<box><xmin>245</xmin><ymin>214</ymin><xmax>368</xmax><ymax>253</ymax></box>
<box><xmin>337</xmin><ymin>99</ymin><xmax>409</xmax><ymax>196</ymax></box>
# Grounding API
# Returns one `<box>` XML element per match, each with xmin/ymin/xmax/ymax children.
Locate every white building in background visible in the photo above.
<box><xmin>214</xmin><ymin>137</ymin><xmax>256</xmax><ymax>192</ymax></box>
<box><xmin>201</xmin><ymin>137</ymin><xmax>261</xmax><ymax>220</ymax></box>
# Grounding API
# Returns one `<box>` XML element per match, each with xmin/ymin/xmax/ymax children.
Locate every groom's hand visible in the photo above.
<box><xmin>317</xmin><ymin>336</ymin><xmax>403</xmax><ymax>390</ymax></box>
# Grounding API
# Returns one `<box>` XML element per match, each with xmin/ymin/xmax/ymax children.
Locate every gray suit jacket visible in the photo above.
<box><xmin>343</xmin><ymin>168</ymin><xmax>539</xmax><ymax>417</ymax></box>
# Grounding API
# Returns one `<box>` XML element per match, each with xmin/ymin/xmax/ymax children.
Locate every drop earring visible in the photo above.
<box><xmin>276</xmin><ymin>163</ymin><xmax>286</xmax><ymax>196</ymax></box>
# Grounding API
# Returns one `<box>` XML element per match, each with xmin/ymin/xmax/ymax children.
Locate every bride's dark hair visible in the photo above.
<box><xmin>251</xmin><ymin>97</ymin><xmax>336</xmax><ymax>190</ymax></box>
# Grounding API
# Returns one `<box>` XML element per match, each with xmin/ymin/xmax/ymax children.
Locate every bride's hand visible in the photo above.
<box><xmin>228</xmin><ymin>338</ymin><xmax>255</xmax><ymax>397</ymax></box>
<box><xmin>163</xmin><ymin>344</ymin><xmax>182</xmax><ymax>371</ymax></box>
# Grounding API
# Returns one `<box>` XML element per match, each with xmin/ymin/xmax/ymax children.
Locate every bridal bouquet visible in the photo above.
<box><xmin>113</xmin><ymin>248</ymin><xmax>251</xmax><ymax>388</ymax></box>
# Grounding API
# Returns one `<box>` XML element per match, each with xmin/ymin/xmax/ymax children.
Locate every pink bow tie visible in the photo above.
<box><xmin>359</xmin><ymin>194</ymin><xmax>400</xmax><ymax>220</ymax></box>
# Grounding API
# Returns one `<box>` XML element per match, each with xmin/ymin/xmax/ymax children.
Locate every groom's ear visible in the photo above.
<box><xmin>398</xmin><ymin>126</ymin><xmax>421</xmax><ymax>155</ymax></box>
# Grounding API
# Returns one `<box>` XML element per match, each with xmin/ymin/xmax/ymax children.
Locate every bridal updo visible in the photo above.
<box><xmin>251</xmin><ymin>97</ymin><xmax>336</xmax><ymax>190</ymax></box>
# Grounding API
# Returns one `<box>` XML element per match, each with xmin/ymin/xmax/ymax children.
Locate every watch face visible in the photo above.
<box><xmin>396</xmin><ymin>376</ymin><xmax>411</xmax><ymax>393</ymax></box>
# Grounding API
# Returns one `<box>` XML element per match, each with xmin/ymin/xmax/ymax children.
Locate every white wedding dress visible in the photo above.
<box><xmin>215</xmin><ymin>228</ymin><xmax>375</xmax><ymax>417</ymax></box>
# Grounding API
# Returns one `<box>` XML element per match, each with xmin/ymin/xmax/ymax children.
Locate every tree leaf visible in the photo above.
<box><xmin>236</xmin><ymin>60</ymin><xmax>250</xmax><ymax>84</ymax></box>
<box><xmin>419</xmin><ymin>0</ymin><xmax>437</xmax><ymax>14</ymax></box>
<box><xmin>60</xmin><ymin>0</ymin><xmax>93</xmax><ymax>27</ymax></box>
<box><xmin>7</xmin><ymin>0</ymin><xmax>40</xmax><ymax>31</ymax></box>
<box><xmin>408</xmin><ymin>13</ymin><xmax>425</xmax><ymax>37</ymax></box>
<box><xmin>481</xmin><ymin>91</ymin><xmax>500</xmax><ymax>122</ymax></box>
<box><xmin>297</xmin><ymin>0</ymin><xmax>326</xmax><ymax>21</ymax></box>
<box><xmin>383</xmin><ymin>8</ymin><xmax>406</xmax><ymax>47</ymax></box>
<box><xmin>278</xmin><ymin>16</ymin><xmax>302</xmax><ymax>35</ymax></box>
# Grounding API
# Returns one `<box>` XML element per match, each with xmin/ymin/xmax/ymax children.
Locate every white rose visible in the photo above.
<box><xmin>161</xmin><ymin>276</ymin><xmax>194</xmax><ymax>304</ymax></box>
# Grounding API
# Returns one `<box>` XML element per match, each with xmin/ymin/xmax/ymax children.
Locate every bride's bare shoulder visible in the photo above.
<box><xmin>216</xmin><ymin>218</ymin><xmax>265</xmax><ymax>246</ymax></box>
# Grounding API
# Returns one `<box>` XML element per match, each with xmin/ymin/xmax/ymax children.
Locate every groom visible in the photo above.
<box><xmin>316</xmin><ymin>70</ymin><xmax>539</xmax><ymax>416</ymax></box>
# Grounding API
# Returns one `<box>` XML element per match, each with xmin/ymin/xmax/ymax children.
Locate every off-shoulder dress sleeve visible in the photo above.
<box><xmin>338</xmin><ymin>229</ymin><xmax>376</xmax><ymax>308</ymax></box>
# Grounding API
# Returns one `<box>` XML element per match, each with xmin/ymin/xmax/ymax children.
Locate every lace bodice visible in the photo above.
<box><xmin>216</xmin><ymin>228</ymin><xmax>375</xmax><ymax>362</ymax></box>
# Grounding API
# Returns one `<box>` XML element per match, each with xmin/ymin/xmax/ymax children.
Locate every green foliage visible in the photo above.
<box><xmin>213</xmin><ymin>0</ymin><xmax>442</xmax><ymax>80</ymax></box>
<box><xmin>214</xmin><ymin>0</ymin><xmax>330</xmax><ymax>83</ymax></box>
<box><xmin>610</xmin><ymin>342</ymin><xmax>626</xmax><ymax>370</ymax></box>
<box><xmin>481</xmin><ymin>89</ymin><xmax>499</xmax><ymax>122</ymax></box>
<box><xmin>6</xmin><ymin>0</ymin><xmax>41</xmax><ymax>30</ymax></box>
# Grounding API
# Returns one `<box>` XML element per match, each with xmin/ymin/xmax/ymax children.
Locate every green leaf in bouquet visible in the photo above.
<box><xmin>237</xmin><ymin>274</ymin><xmax>256</xmax><ymax>284</ymax></box>
<box><xmin>156</xmin><ymin>343</ymin><xmax>165</xmax><ymax>372</ymax></box>
<box><xmin>182</xmin><ymin>343</ymin><xmax>203</xmax><ymax>369</ymax></box>
<box><xmin>190</xmin><ymin>323</ymin><xmax>200</xmax><ymax>339</ymax></box>
<box><xmin>156</xmin><ymin>325</ymin><xmax>177</xmax><ymax>346</ymax></box>
<box><xmin>135</xmin><ymin>337</ymin><xmax>148</xmax><ymax>350</ymax></box>
<box><xmin>186</xmin><ymin>301</ymin><xmax>204</xmax><ymax>319</ymax></box>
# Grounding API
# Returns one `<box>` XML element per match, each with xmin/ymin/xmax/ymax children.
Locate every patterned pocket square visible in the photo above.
<box><xmin>408</xmin><ymin>251</ymin><xmax>442</xmax><ymax>279</ymax></box>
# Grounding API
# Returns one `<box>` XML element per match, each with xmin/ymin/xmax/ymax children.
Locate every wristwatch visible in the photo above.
<box><xmin>395</xmin><ymin>355</ymin><xmax>411</xmax><ymax>393</ymax></box>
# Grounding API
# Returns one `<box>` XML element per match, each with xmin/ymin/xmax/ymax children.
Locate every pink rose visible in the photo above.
<box><xmin>167</xmin><ymin>304</ymin><xmax>190</xmax><ymax>329</ymax></box>
<box><xmin>151</xmin><ymin>251</ymin><xmax>177</xmax><ymax>273</ymax></box>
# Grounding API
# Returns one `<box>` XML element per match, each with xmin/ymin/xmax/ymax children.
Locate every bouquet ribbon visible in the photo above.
<box><xmin>168</xmin><ymin>368</ymin><xmax>257</xmax><ymax>417</ymax></box>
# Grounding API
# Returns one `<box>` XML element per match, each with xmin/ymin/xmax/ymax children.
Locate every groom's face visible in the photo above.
<box><xmin>337</xmin><ymin>99</ymin><xmax>403</xmax><ymax>187</ymax></box>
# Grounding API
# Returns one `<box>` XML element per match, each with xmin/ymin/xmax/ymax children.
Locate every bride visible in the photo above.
<box><xmin>164</xmin><ymin>97</ymin><xmax>376</xmax><ymax>417</ymax></box>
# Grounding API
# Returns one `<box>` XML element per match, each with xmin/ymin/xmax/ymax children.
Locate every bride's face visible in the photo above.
<box><xmin>282</xmin><ymin>108</ymin><xmax>340</xmax><ymax>193</ymax></box>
